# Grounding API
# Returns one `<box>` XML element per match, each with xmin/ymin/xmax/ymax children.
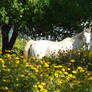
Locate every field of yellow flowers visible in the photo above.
<box><xmin>0</xmin><ymin>38</ymin><xmax>92</xmax><ymax>92</ymax></box>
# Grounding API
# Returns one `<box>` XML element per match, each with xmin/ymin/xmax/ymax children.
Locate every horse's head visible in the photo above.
<box><xmin>83</xmin><ymin>27</ymin><xmax>92</xmax><ymax>45</ymax></box>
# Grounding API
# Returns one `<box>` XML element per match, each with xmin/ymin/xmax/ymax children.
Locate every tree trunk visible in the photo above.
<box><xmin>1</xmin><ymin>23</ymin><xmax>18</xmax><ymax>55</ymax></box>
<box><xmin>8</xmin><ymin>30</ymin><xmax>18</xmax><ymax>50</ymax></box>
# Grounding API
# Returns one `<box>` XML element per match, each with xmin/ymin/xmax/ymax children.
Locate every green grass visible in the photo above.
<box><xmin>0</xmin><ymin>34</ymin><xmax>26</xmax><ymax>52</ymax></box>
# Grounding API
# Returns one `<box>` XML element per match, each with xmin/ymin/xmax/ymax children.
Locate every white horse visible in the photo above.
<box><xmin>24</xmin><ymin>28</ymin><xmax>92</xmax><ymax>59</ymax></box>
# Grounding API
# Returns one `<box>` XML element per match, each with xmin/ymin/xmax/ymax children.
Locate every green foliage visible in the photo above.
<box><xmin>0</xmin><ymin>0</ymin><xmax>92</xmax><ymax>37</ymax></box>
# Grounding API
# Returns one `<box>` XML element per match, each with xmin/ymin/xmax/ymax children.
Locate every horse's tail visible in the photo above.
<box><xmin>24</xmin><ymin>40</ymin><xmax>34</xmax><ymax>57</ymax></box>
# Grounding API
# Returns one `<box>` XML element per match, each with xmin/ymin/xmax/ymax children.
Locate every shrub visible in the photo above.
<box><xmin>0</xmin><ymin>48</ymin><xmax>92</xmax><ymax>92</ymax></box>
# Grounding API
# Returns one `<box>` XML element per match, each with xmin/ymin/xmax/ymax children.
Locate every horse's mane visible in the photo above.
<box><xmin>71</xmin><ymin>31</ymin><xmax>84</xmax><ymax>41</ymax></box>
<box><xmin>59</xmin><ymin>31</ymin><xmax>84</xmax><ymax>43</ymax></box>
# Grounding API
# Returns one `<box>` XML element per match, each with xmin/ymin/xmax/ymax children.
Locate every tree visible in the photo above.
<box><xmin>0</xmin><ymin>0</ymin><xmax>92</xmax><ymax>54</ymax></box>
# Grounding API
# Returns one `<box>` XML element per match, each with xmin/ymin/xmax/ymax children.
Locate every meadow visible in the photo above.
<box><xmin>0</xmin><ymin>36</ymin><xmax>92</xmax><ymax>92</ymax></box>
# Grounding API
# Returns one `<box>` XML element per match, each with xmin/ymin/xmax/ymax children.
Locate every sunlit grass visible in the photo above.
<box><xmin>0</xmin><ymin>38</ymin><xmax>92</xmax><ymax>92</ymax></box>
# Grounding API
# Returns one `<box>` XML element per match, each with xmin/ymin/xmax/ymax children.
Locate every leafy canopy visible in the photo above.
<box><xmin>0</xmin><ymin>0</ymin><xmax>92</xmax><ymax>38</ymax></box>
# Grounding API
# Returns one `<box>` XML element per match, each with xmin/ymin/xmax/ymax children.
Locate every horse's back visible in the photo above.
<box><xmin>29</xmin><ymin>40</ymin><xmax>52</xmax><ymax>58</ymax></box>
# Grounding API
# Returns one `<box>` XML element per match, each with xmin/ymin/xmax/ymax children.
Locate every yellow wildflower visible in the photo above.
<box><xmin>37</xmin><ymin>82</ymin><xmax>40</xmax><ymax>85</ymax></box>
<box><xmin>20</xmin><ymin>74</ymin><xmax>25</xmax><ymax>78</ymax></box>
<box><xmin>36</xmin><ymin>90</ymin><xmax>40</xmax><ymax>92</ymax></box>
<box><xmin>1</xmin><ymin>86</ymin><xmax>8</xmax><ymax>91</ymax></box>
<box><xmin>54</xmin><ymin>65</ymin><xmax>62</xmax><ymax>68</ymax></box>
<box><xmin>48</xmin><ymin>76</ymin><xmax>53</xmax><ymax>80</ymax></box>
<box><xmin>15</xmin><ymin>57</ymin><xmax>19</xmax><ymax>60</ymax></box>
<box><xmin>62</xmin><ymin>68</ymin><xmax>65</xmax><ymax>72</ymax></box>
<box><xmin>16</xmin><ymin>84</ymin><xmax>21</xmax><ymax>87</ymax></box>
<box><xmin>31</xmin><ymin>56</ymin><xmax>36</xmax><ymax>60</ymax></box>
<box><xmin>70</xmin><ymin>59</ymin><xmax>75</xmax><ymax>63</ymax></box>
<box><xmin>44</xmin><ymin>62</ymin><xmax>49</xmax><ymax>67</ymax></box>
<box><xmin>0</xmin><ymin>58</ymin><xmax>5</xmax><ymax>64</ymax></box>
<box><xmin>24</xmin><ymin>69</ymin><xmax>29</xmax><ymax>73</ymax></box>
<box><xmin>4</xmin><ymin>86</ymin><xmax>8</xmax><ymax>90</ymax></box>
<box><xmin>15</xmin><ymin>60</ymin><xmax>19</xmax><ymax>64</ymax></box>
<box><xmin>58</xmin><ymin>65</ymin><xmax>63</xmax><ymax>68</ymax></box>
<box><xmin>78</xmin><ymin>66</ymin><xmax>84</xmax><ymax>72</ymax></box>
<box><xmin>5</xmin><ymin>50</ymin><xmax>11</xmax><ymax>52</ymax></box>
<box><xmin>26</xmin><ymin>63</ymin><xmax>31</xmax><ymax>67</ymax></box>
<box><xmin>2</xmin><ymin>79</ymin><xmax>7</xmax><ymax>82</ymax></box>
<box><xmin>67</xmin><ymin>68</ymin><xmax>71</xmax><ymax>70</ymax></box>
<box><xmin>80</xmin><ymin>69</ymin><xmax>85</xmax><ymax>72</ymax></box>
<box><xmin>40</xmin><ymin>60</ymin><xmax>44</xmax><ymax>64</ymax></box>
<box><xmin>16</xmin><ymin>78</ymin><xmax>19</xmax><ymax>81</ymax></box>
<box><xmin>57</xmin><ymin>79</ymin><xmax>63</xmax><ymax>85</ymax></box>
<box><xmin>72</xmin><ymin>75</ymin><xmax>76</xmax><ymax>79</ymax></box>
<box><xmin>54</xmin><ymin>72</ymin><xmax>59</xmax><ymax>78</ymax></box>
<box><xmin>87</xmin><ymin>72</ymin><xmax>92</xmax><ymax>76</ymax></box>
<box><xmin>35</xmin><ymin>68</ymin><xmax>39</xmax><ymax>73</ymax></box>
<box><xmin>55</xmin><ymin>89</ymin><xmax>61</xmax><ymax>92</ymax></box>
<box><xmin>7</xmin><ymin>69</ymin><xmax>10</xmax><ymax>72</ymax></box>
<box><xmin>33</xmin><ymin>85</ymin><xmax>38</xmax><ymax>88</ymax></box>
<box><xmin>72</xmin><ymin>70</ymin><xmax>77</xmax><ymax>74</ymax></box>
<box><xmin>68</xmin><ymin>74</ymin><xmax>73</xmax><ymax>78</ymax></box>
<box><xmin>38</xmin><ymin>84</ymin><xmax>44</xmax><ymax>91</ymax></box>
<box><xmin>40</xmin><ymin>74</ymin><xmax>43</xmax><ymax>77</ymax></box>
<box><xmin>6</xmin><ymin>54</ymin><xmax>12</xmax><ymax>58</ymax></box>
<box><xmin>42</xmin><ymin>89</ymin><xmax>48</xmax><ymax>92</ymax></box>
<box><xmin>66</xmin><ymin>76</ymin><xmax>70</xmax><ymax>81</ymax></box>
<box><xmin>78</xmin><ymin>66</ymin><xmax>83</xmax><ymax>70</ymax></box>
<box><xmin>41</xmin><ymin>82</ymin><xmax>46</xmax><ymax>86</ymax></box>
<box><xmin>88</xmin><ymin>77</ymin><xmax>92</xmax><ymax>80</ymax></box>
<box><xmin>64</xmin><ymin>71</ymin><xmax>68</xmax><ymax>75</ymax></box>
<box><xmin>2</xmin><ymin>64</ymin><xmax>6</xmax><ymax>68</ymax></box>
<box><xmin>0</xmin><ymin>51</ymin><xmax>2</xmax><ymax>54</ymax></box>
